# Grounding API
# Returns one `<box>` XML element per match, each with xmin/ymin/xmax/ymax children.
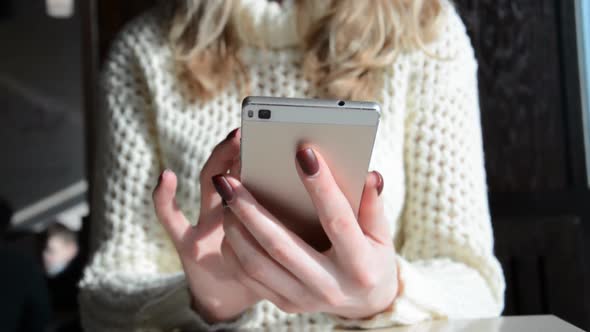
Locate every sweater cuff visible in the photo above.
<box><xmin>330</xmin><ymin>256</ymin><xmax>447</xmax><ymax>329</ymax></box>
<box><xmin>137</xmin><ymin>276</ymin><xmax>258</xmax><ymax>331</ymax></box>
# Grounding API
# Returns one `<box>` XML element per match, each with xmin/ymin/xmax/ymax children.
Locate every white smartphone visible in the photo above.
<box><xmin>240</xmin><ymin>96</ymin><xmax>380</xmax><ymax>250</ymax></box>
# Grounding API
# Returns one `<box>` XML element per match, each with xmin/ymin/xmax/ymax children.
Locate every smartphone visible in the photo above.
<box><xmin>240</xmin><ymin>96</ymin><xmax>380</xmax><ymax>250</ymax></box>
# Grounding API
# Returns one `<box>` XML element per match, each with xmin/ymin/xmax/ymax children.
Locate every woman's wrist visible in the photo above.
<box><xmin>338</xmin><ymin>258</ymin><xmax>403</xmax><ymax>321</ymax></box>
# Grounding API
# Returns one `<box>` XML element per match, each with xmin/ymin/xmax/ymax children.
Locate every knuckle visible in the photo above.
<box><xmin>231</xmin><ymin>205</ymin><xmax>247</xmax><ymax>220</ymax></box>
<box><xmin>354</xmin><ymin>270</ymin><xmax>379</xmax><ymax>289</ymax></box>
<box><xmin>199</xmin><ymin>297</ymin><xmax>223</xmax><ymax>318</ymax></box>
<box><xmin>325</xmin><ymin>216</ymin><xmax>352</xmax><ymax>235</ymax></box>
<box><xmin>181</xmin><ymin>241</ymin><xmax>198</xmax><ymax>258</ymax></box>
<box><xmin>319</xmin><ymin>289</ymin><xmax>345</xmax><ymax>308</ymax></box>
<box><xmin>234</xmin><ymin>202</ymin><xmax>256</xmax><ymax>223</ymax></box>
<box><xmin>313</xmin><ymin>181</ymin><xmax>333</xmax><ymax>199</ymax></box>
<box><xmin>266</xmin><ymin>242</ymin><xmax>290</xmax><ymax>262</ymax></box>
<box><xmin>325</xmin><ymin>294</ymin><xmax>344</xmax><ymax>308</ymax></box>
<box><xmin>242</xmin><ymin>257</ymin><xmax>266</xmax><ymax>280</ymax></box>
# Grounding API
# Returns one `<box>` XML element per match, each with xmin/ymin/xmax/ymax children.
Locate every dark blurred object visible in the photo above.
<box><xmin>2</xmin><ymin>223</ymin><xmax>85</xmax><ymax>332</ymax></box>
<box><xmin>493</xmin><ymin>216</ymin><xmax>587</xmax><ymax>327</ymax></box>
<box><xmin>0</xmin><ymin>0</ymin><xmax>85</xmax><ymax>231</ymax></box>
<box><xmin>43</xmin><ymin>223</ymin><xmax>85</xmax><ymax>332</ymax></box>
<box><xmin>43</xmin><ymin>223</ymin><xmax>79</xmax><ymax>277</ymax></box>
<box><xmin>0</xmin><ymin>0</ymin><xmax>12</xmax><ymax>19</ymax></box>
<box><xmin>0</xmin><ymin>198</ymin><xmax>12</xmax><ymax>238</ymax></box>
<box><xmin>0</xmin><ymin>246</ymin><xmax>51</xmax><ymax>332</ymax></box>
<box><xmin>96</xmin><ymin>0</ymin><xmax>158</xmax><ymax>61</ymax></box>
<box><xmin>1</xmin><ymin>0</ymin><xmax>87</xmax><ymax>327</ymax></box>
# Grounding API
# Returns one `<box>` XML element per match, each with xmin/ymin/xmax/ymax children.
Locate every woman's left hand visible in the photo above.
<box><xmin>214</xmin><ymin>147</ymin><xmax>399</xmax><ymax>319</ymax></box>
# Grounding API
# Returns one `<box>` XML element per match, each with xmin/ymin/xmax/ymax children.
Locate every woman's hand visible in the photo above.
<box><xmin>216</xmin><ymin>147</ymin><xmax>399</xmax><ymax>319</ymax></box>
<box><xmin>152</xmin><ymin>129</ymin><xmax>259</xmax><ymax>323</ymax></box>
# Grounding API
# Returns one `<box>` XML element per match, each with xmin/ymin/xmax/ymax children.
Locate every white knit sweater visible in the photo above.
<box><xmin>79</xmin><ymin>0</ymin><xmax>505</xmax><ymax>330</ymax></box>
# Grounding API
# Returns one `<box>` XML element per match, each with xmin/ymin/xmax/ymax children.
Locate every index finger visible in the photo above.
<box><xmin>295</xmin><ymin>147</ymin><xmax>369</xmax><ymax>264</ymax></box>
<box><xmin>199</xmin><ymin>128</ymin><xmax>241</xmax><ymax>209</ymax></box>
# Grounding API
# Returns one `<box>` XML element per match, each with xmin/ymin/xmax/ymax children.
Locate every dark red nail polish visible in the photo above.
<box><xmin>374</xmin><ymin>171</ymin><xmax>384</xmax><ymax>195</ymax></box>
<box><xmin>226</xmin><ymin>128</ymin><xmax>239</xmax><ymax>140</ymax></box>
<box><xmin>212</xmin><ymin>175</ymin><xmax>235</xmax><ymax>202</ymax></box>
<box><xmin>296</xmin><ymin>148</ymin><xmax>319</xmax><ymax>176</ymax></box>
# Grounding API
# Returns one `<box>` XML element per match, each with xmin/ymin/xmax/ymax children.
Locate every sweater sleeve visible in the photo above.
<box><xmin>77</xmin><ymin>15</ymin><xmax>258</xmax><ymax>331</ymax></box>
<box><xmin>332</xmin><ymin>4</ymin><xmax>505</xmax><ymax>329</ymax></box>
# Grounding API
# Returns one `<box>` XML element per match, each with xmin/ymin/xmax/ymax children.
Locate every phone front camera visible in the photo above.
<box><xmin>248</xmin><ymin>110</ymin><xmax>254</xmax><ymax>118</ymax></box>
<box><xmin>258</xmin><ymin>109</ymin><xmax>271</xmax><ymax>119</ymax></box>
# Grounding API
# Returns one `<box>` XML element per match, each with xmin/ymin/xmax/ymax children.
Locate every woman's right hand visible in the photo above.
<box><xmin>152</xmin><ymin>129</ymin><xmax>259</xmax><ymax>323</ymax></box>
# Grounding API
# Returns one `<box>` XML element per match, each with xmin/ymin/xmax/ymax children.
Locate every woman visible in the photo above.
<box><xmin>79</xmin><ymin>0</ymin><xmax>505</xmax><ymax>330</ymax></box>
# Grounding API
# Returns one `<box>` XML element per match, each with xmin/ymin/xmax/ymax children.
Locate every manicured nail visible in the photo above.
<box><xmin>296</xmin><ymin>148</ymin><xmax>319</xmax><ymax>176</ymax></box>
<box><xmin>373</xmin><ymin>171</ymin><xmax>384</xmax><ymax>195</ymax></box>
<box><xmin>212</xmin><ymin>174</ymin><xmax>235</xmax><ymax>202</ymax></box>
<box><xmin>226</xmin><ymin>128</ymin><xmax>239</xmax><ymax>140</ymax></box>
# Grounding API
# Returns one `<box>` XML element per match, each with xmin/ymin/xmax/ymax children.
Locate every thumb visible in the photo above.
<box><xmin>153</xmin><ymin>169</ymin><xmax>191</xmax><ymax>247</ymax></box>
<box><xmin>357</xmin><ymin>171</ymin><xmax>390</xmax><ymax>244</ymax></box>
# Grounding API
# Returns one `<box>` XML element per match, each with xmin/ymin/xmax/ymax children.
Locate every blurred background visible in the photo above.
<box><xmin>0</xmin><ymin>0</ymin><xmax>589</xmax><ymax>331</ymax></box>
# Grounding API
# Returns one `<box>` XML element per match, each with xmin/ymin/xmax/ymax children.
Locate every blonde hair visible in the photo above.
<box><xmin>169</xmin><ymin>0</ymin><xmax>443</xmax><ymax>101</ymax></box>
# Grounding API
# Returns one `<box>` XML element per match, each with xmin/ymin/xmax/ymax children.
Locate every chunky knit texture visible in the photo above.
<box><xmin>79</xmin><ymin>0</ymin><xmax>505</xmax><ymax>330</ymax></box>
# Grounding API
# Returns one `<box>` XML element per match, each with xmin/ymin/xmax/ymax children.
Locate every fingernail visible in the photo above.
<box><xmin>212</xmin><ymin>175</ymin><xmax>235</xmax><ymax>203</ymax></box>
<box><xmin>222</xmin><ymin>199</ymin><xmax>228</xmax><ymax>208</ymax></box>
<box><xmin>226</xmin><ymin>128</ymin><xmax>239</xmax><ymax>140</ymax></box>
<box><xmin>157</xmin><ymin>169</ymin><xmax>169</xmax><ymax>186</ymax></box>
<box><xmin>373</xmin><ymin>171</ymin><xmax>384</xmax><ymax>195</ymax></box>
<box><xmin>296</xmin><ymin>148</ymin><xmax>319</xmax><ymax>176</ymax></box>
